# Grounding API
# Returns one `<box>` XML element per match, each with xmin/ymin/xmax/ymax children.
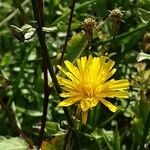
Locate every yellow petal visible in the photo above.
<box><xmin>103</xmin><ymin>68</ymin><xmax>117</xmax><ymax>82</ymax></box>
<box><xmin>84</xmin><ymin>56</ymin><xmax>93</xmax><ymax>76</ymax></box>
<box><xmin>60</xmin><ymin>92</ymin><xmax>74</xmax><ymax>97</ymax></box>
<box><xmin>64</xmin><ymin>60</ymin><xmax>79</xmax><ymax>78</ymax></box>
<box><xmin>58</xmin><ymin>97</ymin><xmax>80</xmax><ymax>107</ymax></box>
<box><xmin>106</xmin><ymin>59</ymin><xmax>115</xmax><ymax>71</ymax></box>
<box><xmin>98</xmin><ymin>91</ymin><xmax>129</xmax><ymax>98</ymax></box>
<box><xmin>80</xmin><ymin>100</ymin><xmax>90</xmax><ymax>112</ymax></box>
<box><xmin>57</xmin><ymin>76</ymin><xmax>75</xmax><ymax>91</ymax></box>
<box><xmin>90</xmin><ymin>98</ymin><xmax>99</xmax><ymax>108</ymax></box>
<box><xmin>98</xmin><ymin>56</ymin><xmax>106</xmax><ymax>73</ymax></box>
<box><xmin>57</xmin><ymin>65</ymin><xmax>76</xmax><ymax>81</ymax></box>
<box><xmin>110</xmin><ymin>80</ymin><xmax>129</xmax><ymax>90</ymax></box>
<box><xmin>60</xmin><ymin>92</ymin><xmax>82</xmax><ymax>98</ymax></box>
<box><xmin>77</xmin><ymin>56</ymin><xmax>88</xmax><ymax>74</ymax></box>
<box><xmin>100</xmin><ymin>59</ymin><xmax>115</xmax><ymax>79</ymax></box>
<box><xmin>88</xmin><ymin>57</ymin><xmax>100</xmax><ymax>82</ymax></box>
<box><xmin>81</xmin><ymin>56</ymin><xmax>87</xmax><ymax>70</ymax></box>
<box><xmin>101</xmin><ymin>99</ymin><xmax>118</xmax><ymax>112</ymax></box>
<box><xmin>77</xmin><ymin>58</ymin><xmax>83</xmax><ymax>75</ymax></box>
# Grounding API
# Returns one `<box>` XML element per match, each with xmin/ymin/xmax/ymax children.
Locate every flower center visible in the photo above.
<box><xmin>81</xmin><ymin>84</ymin><xmax>95</xmax><ymax>98</ymax></box>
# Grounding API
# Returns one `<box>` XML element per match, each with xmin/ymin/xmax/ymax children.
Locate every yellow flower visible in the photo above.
<box><xmin>57</xmin><ymin>56</ymin><xmax>129</xmax><ymax>124</ymax></box>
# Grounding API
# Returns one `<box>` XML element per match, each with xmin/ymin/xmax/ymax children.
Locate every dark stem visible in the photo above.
<box><xmin>0</xmin><ymin>98</ymin><xmax>34</xmax><ymax>149</ymax></box>
<box><xmin>31</xmin><ymin>1</ymin><xmax>80</xmax><ymax>149</ymax></box>
<box><xmin>139</xmin><ymin>111</ymin><xmax>150</xmax><ymax>150</ymax></box>
<box><xmin>37</xmin><ymin>0</ymin><xmax>44</xmax><ymax>25</ymax></box>
<box><xmin>31</xmin><ymin>0</ymin><xmax>61</xmax><ymax>94</ymax></box>
<box><xmin>38</xmin><ymin>62</ymin><xmax>49</xmax><ymax>149</ymax></box>
<box><xmin>34</xmin><ymin>0</ymin><xmax>49</xmax><ymax>148</ymax></box>
<box><xmin>57</xmin><ymin>0</ymin><xmax>76</xmax><ymax>71</ymax></box>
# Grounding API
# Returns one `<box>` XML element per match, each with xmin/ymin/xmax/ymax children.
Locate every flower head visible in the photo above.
<box><xmin>57</xmin><ymin>56</ymin><xmax>129</xmax><ymax>123</ymax></box>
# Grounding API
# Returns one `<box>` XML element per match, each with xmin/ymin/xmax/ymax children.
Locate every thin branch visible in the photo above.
<box><xmin>56</xmin><ymin>1</ymin><xmax>81</xmax><ymax>149</ymax></box>
<box><xmin>0</xmin><ymin>98</ymin><xmax>34</xmax><ymax>149</ymax></box>
<box><xmin>35</xmin><ymin>0</ymin><xmax>50</xmax><ymax>148</ymax></box>
<box><xmin>52</xmin><ymin>0</ymin><xmax>96</xmax><ymax>26</ymax></box>
<box><xmin>31</xmin><ymin>0</ymin><xmax>61</xmax><ymax>94</ymax></box>
<box><xmin>31</xmin><ymin>1</ymin><xmax>80</xmax><ymax>149</ymax></box>
<box><xmin>38</xmin><ymin>62</ymin><xmax>49</xmax><ymax>149</ymax></box>
<box><xmin>31</xmin><ymin>0</ymin><xmax>74</xmax><ymax>128</ymax></box>
<box><xmin>57</xmin><ymin>0</ymin><xmax>77</xmax><ymax>69</ymax></box>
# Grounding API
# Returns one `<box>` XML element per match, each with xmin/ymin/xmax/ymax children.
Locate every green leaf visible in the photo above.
<box><xmin>46</xmin><ymin>121</ymin><xmax>59</xmax><ymax>134</ymax></box>
<box><xmin>138</xmin><ymin>8</ymin><xmax>150</xmax><ymax>24</ymax></box>
<box><xmin>0</xmin><ymin>136</ymin><xmax>29</xmax><ymax>150</ymax></box>
<box><xmin>21</xmin><ymin>24</ymin><xmax>33</xmax><ymax>33</ymax></box>
<box><xmin>133</xmin><ymin>117</ymin><xmax>144</xmax><ymax>136</ymax></box>
<box><xmin>65</xmin><ymin>31</ymin><xmax>88</xmax><ymax>62</ymax></box>
<box><xmin>112</xmin><ymin>130</ymin><xmax>121</xmax><ymax>150</ymax></box>
<box><xmin>101</xmin><ymin>129</ymin><xmax>113</xmax><ymax>150</ymax></box>
<box><xmin>46</xmin><ymin>121</ymin><xmax>65</xmax><ymax>136</ymax></box>
<box><xmin>42</xmin><ymin>27</ymin><xmax>57</xmax><ymax>33</ymax></box>
<box><xmin>0</xmin><ymin>75</ymin><xmax>11</xmax><ymax>87</ymax></box>
<box><xmin>41</xmin><ymin>135</ymin><xmax>65</xmax><ymax>150</ymax></box>
<box><xmin>137</xmin><ymin>52</ymin><xmax>150</xmax><ymax>62</ymax></box>
<box><xmin>57</xmin><ymin>22</ymin><xmax>80</xmax><ymax>32</ymax></box>
<box><xmin>138</xmin><ymin>100</ymin><xmax>150</xmax><ymax>123</ymax></box>
<box><xmin>95</xmin><ymin>0</ymin><xmax>107</xmax><ymax>18</ymax></box>
<box><xmin>92</xmin><ymin>128</ymin><xmax>113</xmax><ymax>150</ymax></box>
<box><xmin>16</xmin><ymin>106</ymin><xmax>42</xmax><ymax>117</ymax></box>
<box><xmin>0</xmin><ymin>53</ymin><xmax>12</xmax><ymax>67</ymax></box>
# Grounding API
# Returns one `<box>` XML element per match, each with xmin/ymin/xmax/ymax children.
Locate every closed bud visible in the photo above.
<box><xmin>109</xmin><ymin>8</ymin><xmax>125</xmax><ymax>35</ymax></box>
<box><xmin>81</xmin><ymin>17</ymin><xmax>98</xmax><ymax>38</ymax></box>
<box><xmin>143</xmin><ymin>33</ymin><xmax>150</xmax><ymax>53</ymax></box>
